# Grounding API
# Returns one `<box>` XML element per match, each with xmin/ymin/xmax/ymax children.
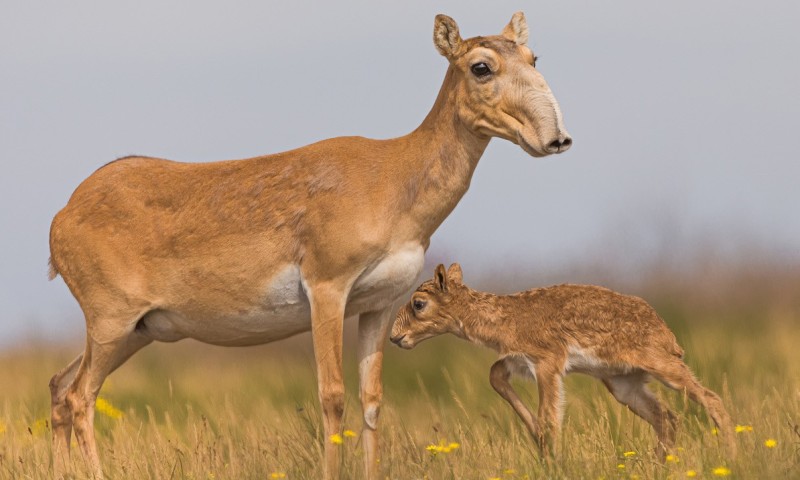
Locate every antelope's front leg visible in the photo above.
<box><xmin>489</xmin><ymin>359</ymin><xmax>543</xmax><ymax>453</ymax></box>
<box><xmin>308</xmin><ymin>282</ymin><xmax>348</xmax><ymax>480</ymax></box>
<box><xmin>357</xmin><ymin>306</ymin><xmax>395</xmax><ymax>479</ymax></box>
<box><xmin>535</xmin><ymin>364</ymin><xmax>565</xmax><ymax>457</ymax></box>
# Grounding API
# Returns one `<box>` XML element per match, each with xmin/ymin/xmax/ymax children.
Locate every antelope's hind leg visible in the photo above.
<box><xmin>62</xmin><ymin>326</ymin><xmax>152</xmax><ymax>479</ymax></box>
<box><xmin>646</xmin><ymin>358</ymin><xmax>737</xmax><ymax>458</ymax></box>
<box><xmin>602</xmin><ymin>371</ymin><xmax>678</xmax><ymax>460</ymax></box>
<box><xmin>50</xmin><ymin>354</ymin><xmax>83</xmax><ymax>477</ymax></box>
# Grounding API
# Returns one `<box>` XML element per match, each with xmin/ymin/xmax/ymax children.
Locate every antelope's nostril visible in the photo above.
<box><xmin>547</xmin><ymin>139</ymin><xmax>562</xmax><ymax>151</ymax></box>
<box><xmin>390</xmin><ymin>335</ymin><xmax>405</xmax><ymax>346</ymax></box>
<box><xmin>546</xmin><ymin>136</ymin><xmax>572</xmax><ymax>153</ymax></box>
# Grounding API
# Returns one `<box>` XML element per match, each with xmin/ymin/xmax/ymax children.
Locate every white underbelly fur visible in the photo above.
<box><xmin>141</xmin><ymin>244</ymin><xmax>425</xmax><ymax>345</ymax></box>
<box><xmin>347</xmin><ymin>243</ymin><xmax>426</xmax><ymax>315</ymax></box>
<box><xmin>564</xmin><ymin>345</ymin><xmax>635</xmax><ymax>377</ymax></box>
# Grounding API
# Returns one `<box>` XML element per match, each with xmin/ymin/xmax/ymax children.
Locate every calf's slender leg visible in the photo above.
<box><xmin>646</xmin><ymin>358</ymin><xmax>737</xmax><ymax>458</ymax></box>
<box><xmin>602</xmin><ymin>372</ymin><xmax>677</xmax><ymax>459</ymax></box>
<box><xmin>489</xmin><ymin>358</ymin><xmax>543</xmax><ymax>452</ymax></box>
<box><xmin>535</xmin><ymin>364</ymin><xmax>565</xmax><ymax>456</ymax></box>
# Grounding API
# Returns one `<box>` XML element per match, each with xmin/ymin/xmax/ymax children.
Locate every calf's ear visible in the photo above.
<box><xmin>447</xmin><ymin>263</ymin><xmax>463</xmax><ymax>283</ymax></box>
<box><xmin>434</xmin><ymin>264</ymin><xmax>449</xmax><ymax>292</ymax></box>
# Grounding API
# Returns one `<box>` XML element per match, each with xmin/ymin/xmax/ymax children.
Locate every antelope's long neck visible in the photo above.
<box><xmin>395</xmin><ymin>66</ymin><xmax>490</xmax><ymax>241</ymax></box>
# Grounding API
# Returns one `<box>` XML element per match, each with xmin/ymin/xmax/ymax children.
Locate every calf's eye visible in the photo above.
<box><xmin>412</xmin><ymin>299</ymin><xmax>427</xmax><ymax>311</ymax></box>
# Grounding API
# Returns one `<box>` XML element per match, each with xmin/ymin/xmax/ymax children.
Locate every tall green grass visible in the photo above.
<box><xmin>1</xmin><ymin>300</ymin><xmax>798</xmax><ymax>479</ymax></box>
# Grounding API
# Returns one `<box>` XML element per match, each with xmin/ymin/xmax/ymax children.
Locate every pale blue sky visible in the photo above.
<box><xmin>2</xmin><ymin>1</ymin><xmax>798</xmax><ymax>343</ymax></box>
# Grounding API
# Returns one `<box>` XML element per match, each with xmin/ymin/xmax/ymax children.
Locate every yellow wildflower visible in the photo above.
<box><xmin>764</xmin><ymin>438</ymin><xmax>777</xmax><ymax>448</ymax></box>
<box><xmin>270</xmin><ymin>473</ymin><xmax>287</xmax><ymax>479</ymax></box>
<box><xmin>617</xmin><ymin>463</ymin><xmax>625</xmax><ymax>470</ymax></box>
<box><xmin>95</xmin><ymin>397</ymin><xmax>124</xmax><ymax>419</ymax></box>
<box><xmin>489</xmin><ymin>478</ymin><xmax>501</xmax><ymax>480</ymax></box>
<box><xmin>686</xmin><ymin>471</ymin><xmax>697</xmax><ymax>478</ymax></box>
<box><xmin>343</xmin><ymin>429</ymin><xmax>357</xmax><ymax>438</ymax></box>
<box><xmin>425</xmin><ymin>440</ymin><xmax>459</xmax><ymax>455</ymax></box>
<box><xmin>623</xmin><ymin>451</ymin><xmax>636</xmax><ymax>457</ymax></box>
<box><xmin>712</xmin><ymin>466</ymin><xmax>731</xmax><ymax>476</ymax></box>
<box><xmin>665</xmin><ymin>454</ymin><xmax>679</xmax><ymax>463</ymax></box>
<box><xmin>329</xmin><ymin>433</ymin><xmax>343</xmax><ymax>445</ymax></box>
<box><xmin>0</xmin><ymin>421</ymin><xmax>6</xmax><ymax>435</ymax></box>
<box><xmin>503</xmin><ymin>469</ymin><xmax>516</xmax><ymax>475</ymax></box>
<box><xmin>711</xmin><ymin>427</ymin><xmax>719</xmax><ymax>435</ymax></box>
<box><xmin>30</xmin><ymin>418</ymin><xmax>48</xmax><ymax>435</ymax></box>
<box><xmin>735</xmin><ymin>424</ymin><xmax>753</xmax><ymax>433</ymax></box>
<box><xmin>629</xmin><ymin>475</ymin><xmax>640</xmax><ymax>480</ymax></box>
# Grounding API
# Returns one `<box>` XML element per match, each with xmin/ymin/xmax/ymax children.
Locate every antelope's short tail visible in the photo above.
<box><xmin>48</xmin><ymin>256</ymin><xmax>59</xmax><ymax>280</ymax></box>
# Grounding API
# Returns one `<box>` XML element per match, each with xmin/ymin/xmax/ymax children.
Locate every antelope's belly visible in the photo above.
<box><xmin>140</xmin><ymin>264</ymin><xmax>312</xmax><ymax>346</ymax></box>
<box><xmin>139</xmin><ymin>246</ymin><xmax>425</xmax><ymax>345</ymax></box>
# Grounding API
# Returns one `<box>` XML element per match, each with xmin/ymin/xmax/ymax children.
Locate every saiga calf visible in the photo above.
<box><xmin>391</xmin><ymin>264</ymin><xmax>737</xmax><ymax>459</ymax></box>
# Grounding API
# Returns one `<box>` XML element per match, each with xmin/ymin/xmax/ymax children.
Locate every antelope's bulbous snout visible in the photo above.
<box><xmin>514</xmin><ymin>73</ymin><xmax>572</xmax><ymax>157</ymax></box>
<box><xmin>521</xmin><ymin>95</ymin><xmax>572</xmax><ymax>156</ymax></box>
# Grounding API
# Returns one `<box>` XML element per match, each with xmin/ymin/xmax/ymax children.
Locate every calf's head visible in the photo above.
<box><xmin>391</xmin><ymin>263</ymin><xmax>465</xmax><ymax>349</ymax></box>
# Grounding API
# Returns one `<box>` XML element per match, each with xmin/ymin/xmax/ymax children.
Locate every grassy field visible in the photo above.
<box><xmin>1</xmin><ymin>292</ymin><xmax>798</xmax><ymax>479</ymax></box>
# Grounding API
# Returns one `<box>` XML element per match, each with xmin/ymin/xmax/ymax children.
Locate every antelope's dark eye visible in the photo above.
<box><xmin>470</xmin><ymin>62</ymin><xmax>491</xmax><ymax>77</ymax></box>
<box><xmin>412</xmin><ymin>299</ymin><xmax>426</xmax><ymax>311</ymax></box>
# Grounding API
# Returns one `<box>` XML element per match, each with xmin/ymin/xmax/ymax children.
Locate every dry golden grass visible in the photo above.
<box><xmin>1</xmin><ymin>299</ymin><xmax>798</xmax><ymax>479</ymax></box>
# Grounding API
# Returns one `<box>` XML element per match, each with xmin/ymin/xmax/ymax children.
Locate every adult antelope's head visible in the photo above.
<box><xmin>435</xmin><ymin>12</ymin><xmax>572</xmax><ymax>156</ymax></box>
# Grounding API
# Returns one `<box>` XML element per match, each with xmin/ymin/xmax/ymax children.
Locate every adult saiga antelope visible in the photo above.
<box><xmin>48</xmin><ymin>12</ymin><xmax>571</xmax><ymax>479</ymax></box>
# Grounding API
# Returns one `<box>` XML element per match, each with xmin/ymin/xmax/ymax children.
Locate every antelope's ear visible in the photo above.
<box><xmin>433</xmin><ymin>14</ymin><xmax>462</xmax><ymax>59</ymax></box>
<box><xmin>501</xmin><ymin>11</ymin><xmax>529</xmax><ymax>45</ymax></box>
<box><xmin>447</xmin><ymin>263</ymin><xmax>463</xmax><ymax>284</ymax></box>
<box><xmin>434</xmin><ymin>264</ymin><xmax>449</xmax><ymax>292</ymax></box>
